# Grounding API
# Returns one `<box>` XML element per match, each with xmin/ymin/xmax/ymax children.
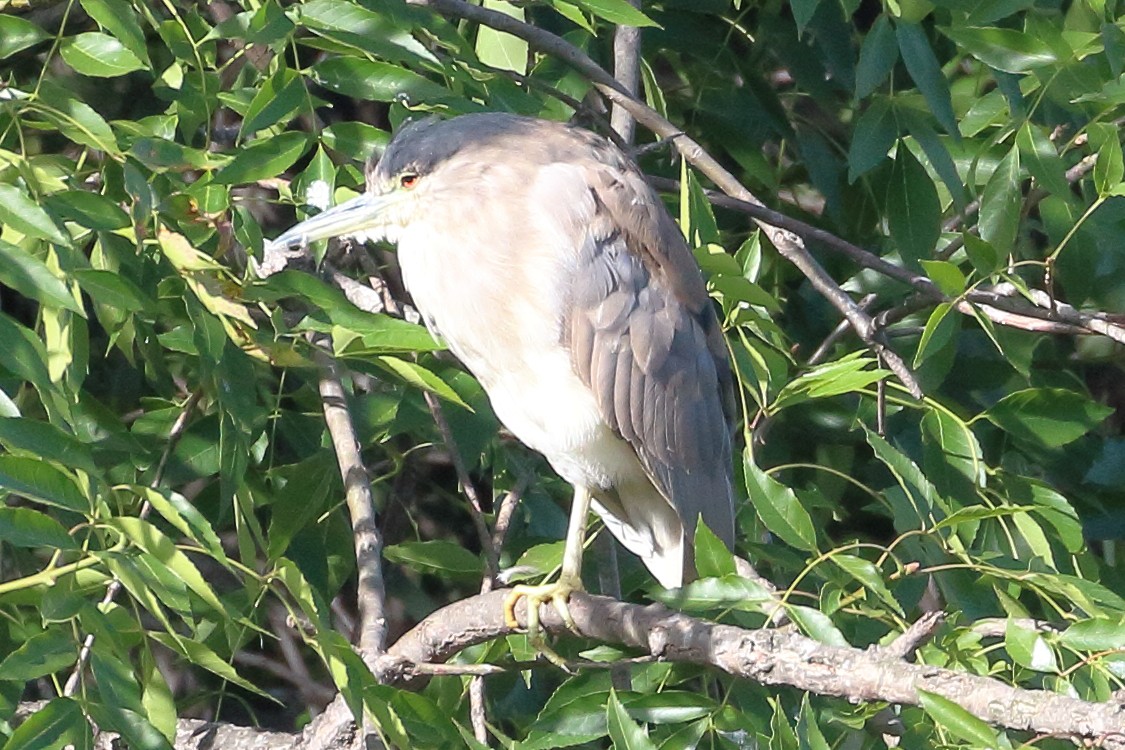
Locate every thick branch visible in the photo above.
<box><xmin>388</xmin><ymin>591</ymin><xmax>1125</xmax><ymax>747</ymax></box>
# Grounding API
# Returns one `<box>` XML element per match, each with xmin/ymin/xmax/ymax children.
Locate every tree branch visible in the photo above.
<box><xmin>387</xmin><ymin>591</ymin><xmax>1125</xmax><ymax>747</ymax></box>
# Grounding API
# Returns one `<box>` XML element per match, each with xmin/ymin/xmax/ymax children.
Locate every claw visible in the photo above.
<box><xmin>502</xmin><ymin>574</ymin><xmax>584</xmax><ymax>667</ymax></box>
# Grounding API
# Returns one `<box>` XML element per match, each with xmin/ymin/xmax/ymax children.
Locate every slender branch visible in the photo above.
<box><xmin>388</xmin><ymin>591</ymin><xmax>1125</xmax><ymax>747</ymax></box>
<box><xmin>422</xmin><ymin>391</ymin><xmax>501</xmax><ymax>584</ymax></box>
<box><xmin>314</xmin><ymin>343</ymin><xmax>388</xmax><ymax>662</ymax></box>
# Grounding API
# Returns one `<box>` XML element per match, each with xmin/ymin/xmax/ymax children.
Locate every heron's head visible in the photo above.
<box><xmin>265</xmin><ymin>113</ymin><xmax>544</xmax><ymax>253</ymax></box>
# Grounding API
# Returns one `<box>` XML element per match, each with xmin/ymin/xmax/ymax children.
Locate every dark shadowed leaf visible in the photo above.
<box><xmin>896</xmin><ymin>21</ymin><xmax>958</xmax><ymax>135</ymax></box>
<box><xmin>384</xmin><ymin>540</ymin><xmax>483</xmax><ymax>579</ymax></box>
<box><xmin>887</xmin><ymin>144</ymin><xmax>940</xmax><ymax>267</ymax></box>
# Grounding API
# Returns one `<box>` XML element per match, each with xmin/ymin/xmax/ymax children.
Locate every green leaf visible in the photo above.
<box><xmin>788</xmin><ymin>605</ymin><xmax>848</xmax><ymax>646</ymax></box>
<box><xmin>693</xmin><ymin>519</ymin><xmax>736</xmax><ymax>578</ymax></box>
<box><xmin>978</xmin><ymin>145</ymin><xmax>1021</xmax><ymax>254</ymax></box>
<box><xmin>830</xmin><ymin>554</ymin><xmax>902</xmax><ymax>615</ymax></box>
<box><xmin>0</xmin><ymin>456</ymin><xmax>89</xmax><ymax>512</ymax></box>
<box><xmin>1016</xmin><ymin>123</ymin><xmax>1069</xmax><ymax>196</ymax></box>
<box><xmin>865</xmin><ymin>427</ymin><xmax>945</xmax><ymax>525</ymax></box>
<box><xmin>73</xmin><ymin>269</ymin><xmax>155</xmax><ymax>313</ymax></box>
<box><xmin>266</xmin><ymin>453</ymin><xmax>337</xmax><ymax>560</ymax></box>
<box><xmin>1094</xmin><ymin>131</ymin><xmax>1123</xmax><ymax>197</ymax></box>
<box><xmin>887</xmin><ymin>144</ymin><xmax>940</xmax><ymax>267</ymax></box>
<box><xmin>1006</xmin><ymin>617</ymin><xmax>1058</xmax><ymax>673</ymax></box>
<box><xmin>569</xmin><ymin>0</ymin><xmax>658</xmax><ymax>27</ymax></box>
<box><xmin>917</xmin><ymin>691</ymin><xmax>1000</xmax><ymax>747</ymax></box>
<box><xmin>213</xmin><ymin>132</ymin><xmax>310</xmax><ymax>184</ymax></box>
<box><xmin>0</xmin><ymin>184</ymin><xmax>70</xmax><ymax>245</ymax></box>
<box><xmin>45</xmin><ymin>189</ymin><xmax>130</xmax><ymax>231</ymax></box>
<box><xmin>774</xmin><ymin>353</ymin><xmax>888</xmax><ymax>410</ymax></box>
<box><xmin>311</xmin><ymin>58</ymin><xmax>452</xmax><ymax>104</ymax></box>
<box><xmin>60</xmin><ymin>32</ymin><xmax>146</xmax><ymax>77</ymax></box>
<box><xmin>108</xmin><ymin>517</ymin><xmax>229</xmax><ymax>615</ymax></box>
<box><xmin>963</xmin><ymin>233</ymin><xmax>1001</xmax><ymax>277</ymax></box>
<box><xmin>375</xmin><ymin>355</ymin><xmax>469</xmax><ymax>409</ymax></box>
<box><xmin>133</xmin><ymin>485</ymin><xmax>228</xmax><ymax>566</ymax></box>
<box><xmin>35</xmin><ymin>81</ymin><xmax>120</xmax><ymax>154</ymax></box>
<box><xmin>384</xmin><ymin>540</ymin><xmax>483</xmax><ymax>579</ymax></box>
<box><xmin>797</xmin><ymin>694</ymin><xmax>831</xmax><ymax>750</ymax></box>
<box><xmin>147</xmin><ymin>633</ymin><xmax>271</xmax><ymax>699</ymax></box>
<box><xmin>743</xmin><ymin>453</ymin><xmax>816</xmax><ymax>552</ymax></box>
<box><xmin>321</xmin><ymin>122</ymin><xmax>390</xmax><ymax>158</ymax></box>
<box><xmin>241</xmin><ymin>68</ymin><xmax>307</xmax><ymax>138</ymax></box>
<box><xmin>79</xmin><ymin>0</ymin><xmax>151</xmax><ymax>66</ymax></box>
<box><xmin>0</xmin><ymin>240</ymin><xmax>83</xmax><ymax>313</ymax></box>
<box><xmin>848</xmin><ymin>98</ymin><xmax>898</xmax><ymax>181</ymax></box>
<box><xmin>941</xmin><ymin>26</ymin><xmax>1057</xmax><ymax>73</ymax></box>
<box><xmin>983</xmin><ymin>388</ymin><xmax>1112</xmax><ymax>448</ymax></box>
<box><xmin>1061</xmin><ymin>617</ymin><xmax>1125</xmax><ymax>650</ymax></box>
<box><xmin>607</xmin><ymin>689</ymin><xmax>658</xmax><ymax>750</ymax></box>
<box><xmin>895</xmin><ymin>21</ymin><xmax>958</xmax><ymax>135</ymax></box>
<box><xmin>913</xmin><ymin>301</ymin><xmax>958</xmax><ymax>367</ymax></box>
<box><xmin>653</xmin><ymin>574</ymin><xmax>774</xmax><ymax>613</ymax></box>
<box><xmin>1</xmin><ymin>698</ymin><xmax>91</xmax><ymax>750</ymax></box>
<box><xmin>919</xmin><ymin>260</ymin><xmax>965</xmax><ymax>296</ymax></box>
<box><xmin>0</xmin><ymin>312</ymin><xmax>53</xmax><ymax>393</ymax></box>
<box><xmin>0</xmin><ymin>506</ymin><xmax>77</xmax><ymax>549</ymax></box>
<box><xmin>476</xmin><ymin>1</ymin><xmax>529</xmax><ymax>74</ymax></box>
<box><xmin>0</xmin><ymin>631</ymin><xmax>77</xmax><ymax>681</ymax></box>
<box><xmin>855</xmin><ymin>14</ymin><xmax>898</xmax><ymax>97</ymax></box>
<box><xmin>0</xmin><ymin>16</ymin><xmax>49</xmax><ymax>60</ymax></box>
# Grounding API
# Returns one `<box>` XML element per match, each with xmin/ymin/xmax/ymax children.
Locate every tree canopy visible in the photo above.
<box><xmin>1</xmin><ymin>0</ymin><xmax>1125</xmax><ymax>748</ymax></box>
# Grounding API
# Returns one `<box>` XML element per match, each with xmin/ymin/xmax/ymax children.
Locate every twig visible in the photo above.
<box><xmin>879</xmin><ymin>611</ymin><xmax>945</xmax><ymax>660</ymax></box>
<box><xmin>422</xmin><ymin>392</ymin><xmax>500</xmax><ymax>583</ymax></box>
<box><xmin>63</xmin><ymin>390</ymin><xmax>203</xmax><ymax>698</ymax></box>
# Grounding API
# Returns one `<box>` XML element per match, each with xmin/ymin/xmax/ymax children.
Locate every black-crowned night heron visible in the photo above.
<box><xmin>268</xmin><ymin>113</ymin><xmax>736</xmax><ymax>638</ymax></box>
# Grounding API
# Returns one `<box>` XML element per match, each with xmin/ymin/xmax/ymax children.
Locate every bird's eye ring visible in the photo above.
<box><xmin>400</xmin><ymin>172</ymin><xmax>420</xmax><ymax>190</ymax></box>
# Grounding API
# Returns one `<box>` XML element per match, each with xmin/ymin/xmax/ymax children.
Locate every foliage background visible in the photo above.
<box><xmin>1</xmin><ymin>0</ymin><xmax>1124</xmax><ymax>747</ymax></box>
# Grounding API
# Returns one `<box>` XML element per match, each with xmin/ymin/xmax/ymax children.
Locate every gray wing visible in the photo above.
<box><xmin>564</xmin><ymin>161</ymin><xmax>736</xmax><ymax>551</ymax></box>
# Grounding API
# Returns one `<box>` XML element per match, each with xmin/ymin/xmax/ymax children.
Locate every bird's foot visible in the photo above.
<box><xmin>503</xmin><ymin>574</ymin><xmax>583</xmax><ymax>668</ymax></box>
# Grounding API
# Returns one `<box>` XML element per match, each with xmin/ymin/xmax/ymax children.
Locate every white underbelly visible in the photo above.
<box><xmin>483</xmin><ymin>349</ymin><xmax>643</xmax><ymax>492</ymax></box>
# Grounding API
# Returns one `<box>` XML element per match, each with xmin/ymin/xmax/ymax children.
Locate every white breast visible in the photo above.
<box><xmin>394</xmin><ymin>163</ymin><xmax>647</xmax><ymax>493</ymax></box>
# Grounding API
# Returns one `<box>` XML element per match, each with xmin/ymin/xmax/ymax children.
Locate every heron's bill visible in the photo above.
<box><xmin>266</xmin><ymin>192</ymin><xmax>399</xmax><ymax>251</ymax></box>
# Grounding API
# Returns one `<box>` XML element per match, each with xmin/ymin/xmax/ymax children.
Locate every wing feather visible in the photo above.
<box><xmin>563</xmin><ymin>156</ymin><xmax>736</xmax><ymax>558</ymax></box>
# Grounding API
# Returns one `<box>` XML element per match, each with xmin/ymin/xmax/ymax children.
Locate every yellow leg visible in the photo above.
<box><xmin>503</xmin><ymin>485</ymin><xmax>591</xmax><ymax>661</ymax></box>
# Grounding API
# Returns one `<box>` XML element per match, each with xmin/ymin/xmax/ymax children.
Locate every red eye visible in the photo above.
<box><xmin>400</xmin><ymin>173</ymin><xmax>419</xmax><ymax>189</ymax></box>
